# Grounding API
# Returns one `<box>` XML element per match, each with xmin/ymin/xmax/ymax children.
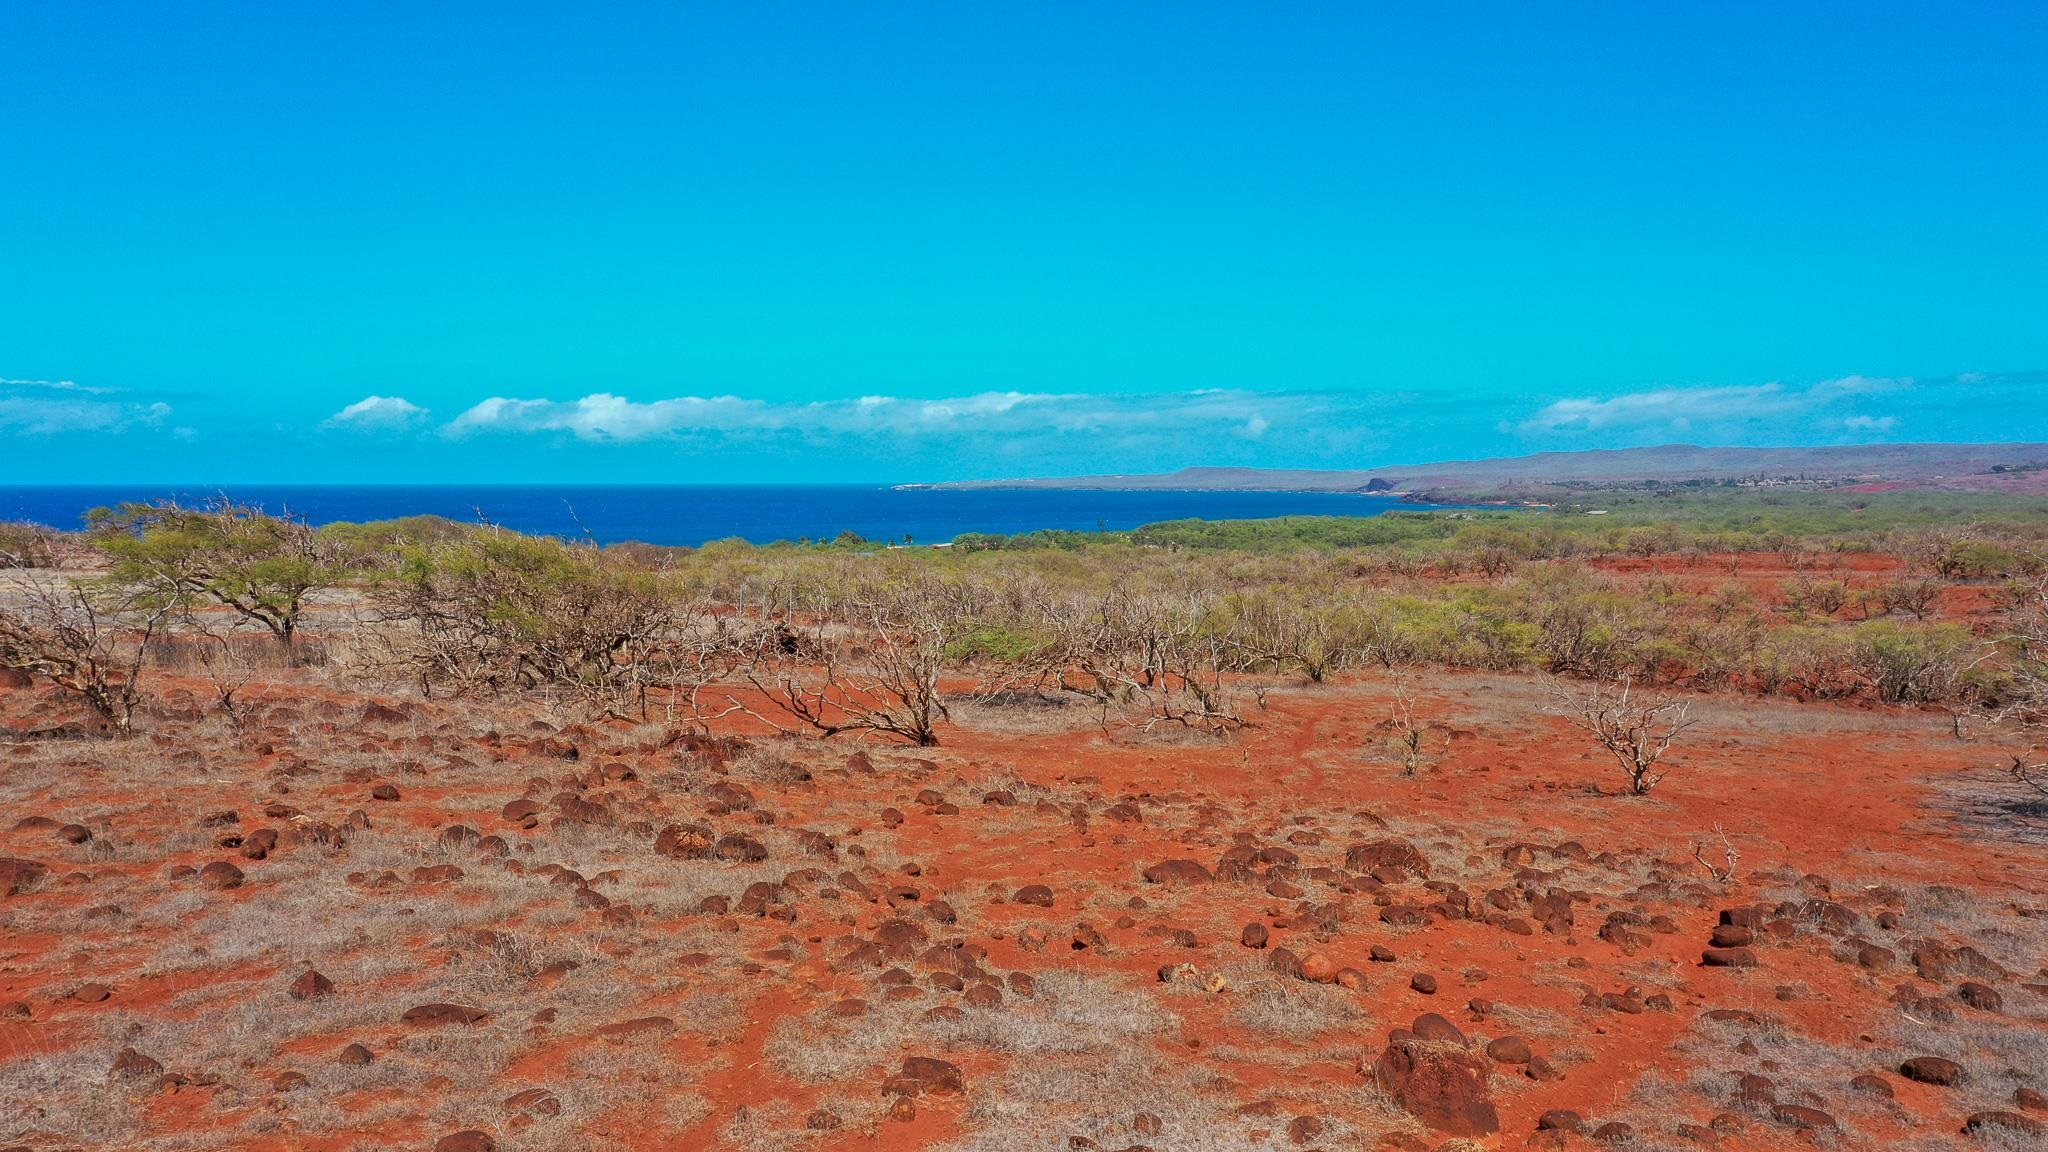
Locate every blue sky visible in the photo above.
<box><xmin>3</xmin><ymin>3</ymin><xmax>2045</xmax><ymax>483</ymax></box>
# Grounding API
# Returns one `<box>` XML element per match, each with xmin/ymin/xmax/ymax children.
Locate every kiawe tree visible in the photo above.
<box><xmin>89</xmin><ymin>500</ymin><xmax>337</xmax><ymax>651</ymax></box>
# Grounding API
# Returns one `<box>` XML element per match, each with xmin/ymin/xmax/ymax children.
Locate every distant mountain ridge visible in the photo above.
<box><xmin>920</xmin><ymin>443</ymin><xmax>2048</xmax><ymax>495</ymax></box>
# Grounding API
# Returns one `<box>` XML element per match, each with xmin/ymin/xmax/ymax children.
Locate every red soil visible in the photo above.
<box><xmin>1</xmin><ymin>654</ymin><xmax>2043</xmax><ymax>1150</ymax></box>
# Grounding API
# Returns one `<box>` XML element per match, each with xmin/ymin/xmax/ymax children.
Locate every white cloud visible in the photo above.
<box><xmin>0</xmin><ymin>378</ymin><xmax>170</xmax><ymax>434</ymax></box>
<box><xmin>328</xmin><ymin>395</ymin><xmax>430</xmax><ymax>430</ymax></box>
<box><xmin>1520</xmin><ymin>376</ymin><xmax>1912</xmax><ymax>441</ymax></box>
<box><xmin>442</xmin><ymin>388</ymin><xmax>1327</xmax><ymax>444</ymax></box>
<box><xmin>1521</xmin><ymin>383</ymin><xmax>1796</xmax><ymax>433</ymax></box>
<box><xmin>446</xmin><ymin>393</ymin><xmax>772</xmax><ymax>440</ymax></box>
<box><xmin>1810</xmin><ymin>374</ymin><xmax>1913</xmax><ymax>400</ymax></box>
<box><xmin>0</xmin><ymin>376</ymin><xmax>119</xmax><ymax>395</ymax></box>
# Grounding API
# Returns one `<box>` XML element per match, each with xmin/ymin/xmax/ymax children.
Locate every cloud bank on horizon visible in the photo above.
<box><xmin>355</xmin><ymin>370</ymin><xmax>2034</xmax><ymax>459</ymax></box>
<box><xmin>1514</xmin><ymin>376</ymin><xmax>1911</xmax><ymax>439</ymax></box>
<box><xmin>436</xmin><ymin>389</ymin><xmax>1286</xmax><ymax>443</ymax></box>
<box><xmin>2</xmin><ymin>369</ymin><xmax>2042</xmax><ymax>483</ymax></box>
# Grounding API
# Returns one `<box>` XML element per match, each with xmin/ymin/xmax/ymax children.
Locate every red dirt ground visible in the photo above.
<box><xmin>2</xmin><ymin>649</ymin><xmax>2045</xmax><ymax>1150</ymax></box>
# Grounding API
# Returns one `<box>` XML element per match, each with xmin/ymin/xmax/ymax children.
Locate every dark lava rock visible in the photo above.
<box><xmin>1370</xmin><ymin>1037</ymin><xmax>1499</xmax><ymax>1137</ymax></box>
<box><xmin>288</xmin><ymin>970</ymin><xmax>334</xmax><ymax>1000</ymax></box>
<box><xmin>1899</xmin><ymin>1056</ymin><xmax>1965</xmax><ymax>1086</ymax></box>
<box><xmin>1141</xmin><ymin>859</ymin><xmax>1213</xmax><ymax>886</ymax></box>
<box><xmin>401</xmin><ymin>1003</ymin><xmax>489</xmax><ymax>1026</ymax></box>
<box><xmin>1964</xmin><ymin>1112</ymin><xmax>2046</xmax><ymax>1139</ymax></box>
<box><xmin>109</xmin><ymin>1047</ymin><xmax>163</xmax><ymax>1082</ymax></box>
<box><xmin>198</xmin><ymin>861</ymin><xmax>245</xmax><ymax>890</ymax></box>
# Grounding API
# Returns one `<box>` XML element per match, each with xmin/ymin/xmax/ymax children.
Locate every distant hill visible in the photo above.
<box><xmin>920</xmin><ymin>443</ymin><xmax>2048</xmax><ymax>497</ymax></box>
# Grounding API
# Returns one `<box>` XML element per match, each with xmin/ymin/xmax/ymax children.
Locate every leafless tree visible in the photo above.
<box><xmin>0</xmin><ymin>575</ymin><xmax>169</xmax><ymax>732</ymax></box>
<box><xmin>1551</xmin><ymin>672</ymin><xmax>1698</xmax><ymax>795</ymax></box>
<box><xmin>1472</xmin><ymin>545</ymin><xmax>1519</xmax><ymax>579</ymax></box>
<box><xmin>1769</xmin><ymin>629</ymin><xmax>1860</xmax><ymax>700</ymax></box>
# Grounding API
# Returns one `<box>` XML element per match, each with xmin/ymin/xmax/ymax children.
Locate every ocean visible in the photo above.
<box><xmin>0</xmin><ymin>485</ymin><xmax>1448</xmax><ymax>547</ymax></box>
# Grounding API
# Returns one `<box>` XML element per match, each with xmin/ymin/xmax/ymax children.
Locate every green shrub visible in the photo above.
<box><xmin>1851</xmin><ymin>620</ymin><xmax>1974</xmax><ymax>704</ymax></box>
<box><xmin>0</xmin><ymin>521</ymin><xmax>56</xmax><ymax>568</ymax></box>
<box><xmin>944</xmin><ymin>623</ymin><xmax>1053</xmax><ymax>664</ymax></box>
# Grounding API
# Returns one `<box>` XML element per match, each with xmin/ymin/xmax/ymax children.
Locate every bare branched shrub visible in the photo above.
<box><xmin>190</xmin><ymin>625</ymin><xmax>263</xmax><ymax>726</ymax></box>
<box><xmin>742</xmin><ymin>575</ymin><xmax>969</xmax><ymax>745</ymax></box>
<box><xmin>1042</xmin><ymin>586</ymin><xmax>1243</xmax><ymax>736</ymax></box>
<box><xmin>1520</xmin><ymin>567</ymin><xmax>1652</xmax><ymax>680</ymax></box>
<box><xmin>1994</xmin><ymin>568</ymin><xmax>2048</xmax><ymax>799</ymax></box>
<box><xmin>1551</xmin><ymin>672</ymin><xmax>1697</xmax><ymax>795</ymax></box>
<box><xmin>1382</xmin><ymin>667</ymin><xmax>1437</xmax><ymax>777</ymax></box>
<box><xmin>1220</xmin><ymin>585</ymin><xmax>1369</xmax><ymax>683</ymax></box>
<box><xmin>1781</xmin><ymin>576</ymin><xmax>1850</xmax><ymax>617</ymax></box>
<box><xmin>1879</xmin><ymin>575</ymin><xmax>1943</xmax><ymax>621</ymax></box>
<box><xmin>0</xmin><ymin>575</ymin><xmax>168</xmax><ymax>732</ymax></box>
<box><xmin>1765</xmin><ymin>627</ymin><xmax>1862</xmax><ymax>700</ymax></box>
<box><xmin>1690</xmin><ymin>823</ymin><xmax>1740</xmax><ymax>883</ymax></box>
<box><xmin>1852</xmin><ymin>621</ymin><xmax>1973</xmax><ymax>705</ymax></box>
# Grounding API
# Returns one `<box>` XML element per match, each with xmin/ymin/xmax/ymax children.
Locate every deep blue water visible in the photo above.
<box><xmin>0</xmin><ymin>485</ymin><xmax>1448</xmax><ymax>547</ymax></box>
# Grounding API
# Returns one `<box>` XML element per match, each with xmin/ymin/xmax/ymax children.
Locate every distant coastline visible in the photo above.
<box><xmin>913</xmin><ymin>441</ymin><xmax>2048</xmax><ymax>498</ymax></box>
